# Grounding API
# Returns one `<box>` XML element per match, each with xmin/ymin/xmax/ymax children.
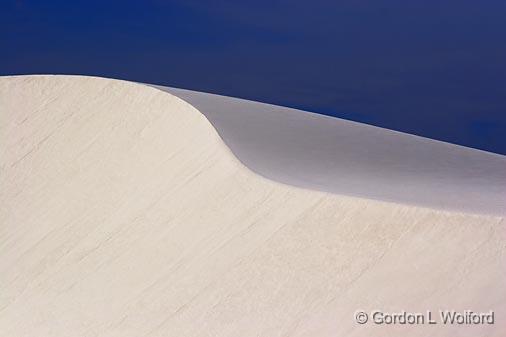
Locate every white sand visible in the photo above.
<box><xmin>0</xmin><ymin>75</ymin><xmax>504</xmax><ymax>337</ymax></box>
<box><xmin>156</xmin><ymin>85</ymin><xmax>506</xmax><ymax>215</ymax></box>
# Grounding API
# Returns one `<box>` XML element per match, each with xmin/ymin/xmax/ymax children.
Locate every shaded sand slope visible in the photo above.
<box><xmin>0</xmin><ymin>75</ymin><xmax>504</xmax><ymax>337</ymax></box>
<box><xmin>157</xmin><ymin>86</ymin><xmax>506</xmax><ymax>215</ymax></box>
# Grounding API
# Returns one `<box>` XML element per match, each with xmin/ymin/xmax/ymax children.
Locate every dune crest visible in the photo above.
<box><xmin>0</xmin><ymin>75</ymin><xmax>504</xmax><ymax>337</ymax></box>
<box><xmin>155</xmin><ymin>85</ymin><xmax>506</xmax><ymax>215</ymax></box>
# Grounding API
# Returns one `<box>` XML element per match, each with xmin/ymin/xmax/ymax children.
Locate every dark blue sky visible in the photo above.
<box><xmin>2</xmin><ymin>0</ymin><xmax>505</xmax><ymax>154</ymax></box>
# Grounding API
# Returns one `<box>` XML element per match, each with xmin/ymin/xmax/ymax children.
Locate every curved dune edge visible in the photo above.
<box><xmin>0</xmin><ymin>75</ymin><xmax>504</xmax><ymax>337</ymax></box>
<box><xmin>152</xmin><ymin>84</ymin><xmax>506</xmax><ymax>216</ymax></box>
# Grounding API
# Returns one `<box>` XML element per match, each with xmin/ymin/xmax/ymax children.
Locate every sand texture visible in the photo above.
<box><xmin>1</xmin><ymin>75</ymin><xmax>504</xmax><ymax>337</ymax></box>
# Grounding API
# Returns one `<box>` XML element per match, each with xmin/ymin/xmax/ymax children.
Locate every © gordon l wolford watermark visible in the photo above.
<box><xmin>354</xmin><ymin>309</ymin><xmax>495</xmax><ymax>325</ymax></box>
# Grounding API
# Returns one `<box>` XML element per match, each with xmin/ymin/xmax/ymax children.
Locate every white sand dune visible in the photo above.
<box><xmin>0</xmin><ymin>75</ymin><xmax>504</xmax><ymax>337</ymax></box>
<box><xmin>155</xmin><ymin>85</ymin><xmax>506</xmax><ymax>215</ymax></box>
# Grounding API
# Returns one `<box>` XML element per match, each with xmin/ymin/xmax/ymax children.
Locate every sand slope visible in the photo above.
<box><xmin>0</xmin><ymin>75</ymin><xmax>504</xmax><ymax>337</ymax></box>
<box><xmin>156</xmin><ymin>85</ymin><xmax>506</xmax><ymax>215</ymax></box>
